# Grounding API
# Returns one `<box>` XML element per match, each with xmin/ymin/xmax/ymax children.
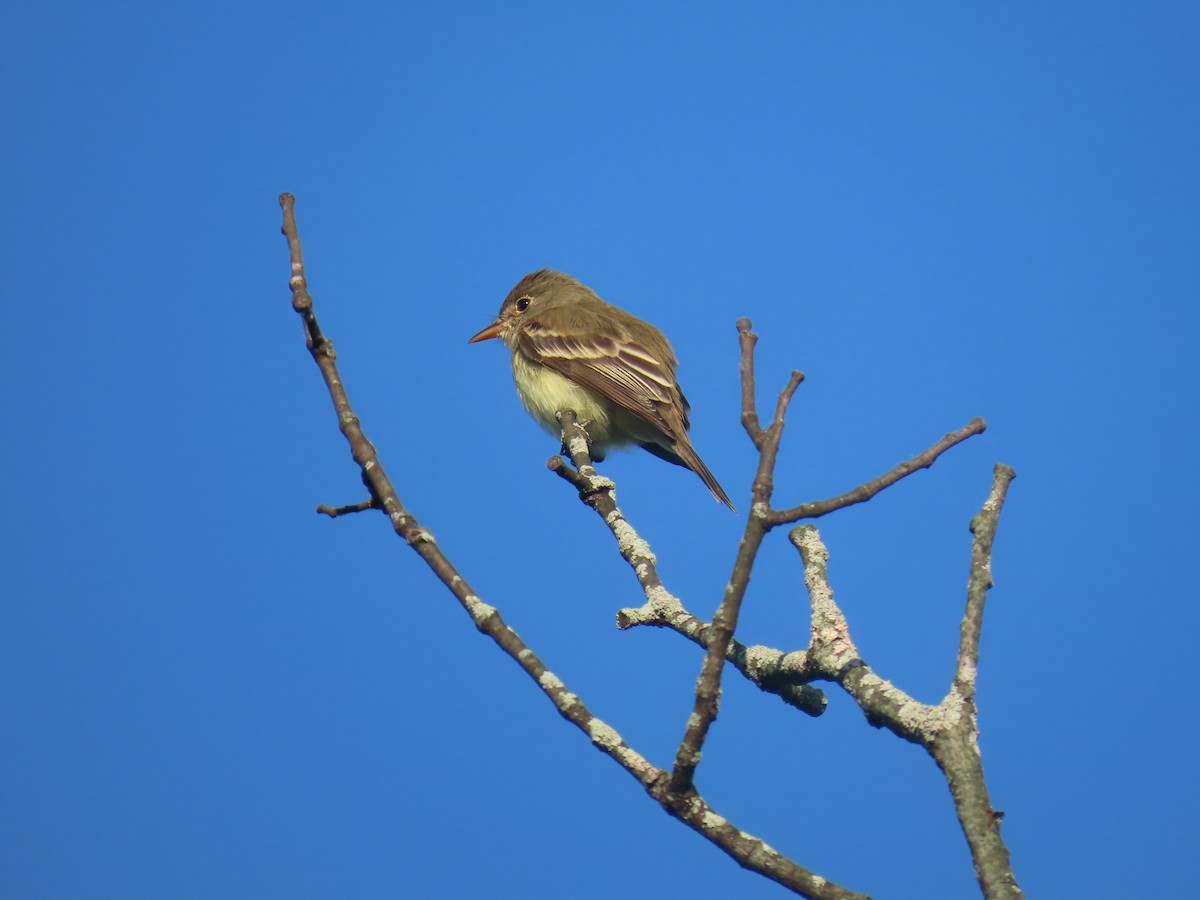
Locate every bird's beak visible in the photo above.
<box><xmin>468</xmin><ymin>321</ymin><xmax>504</xmax><ymax>343</ymax></box>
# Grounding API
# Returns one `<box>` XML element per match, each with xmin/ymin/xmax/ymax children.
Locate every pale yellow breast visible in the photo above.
<box><xmin>511</xmin><ymin>352</ymin><xmax>615</xmax><ymax>436</ymax></box>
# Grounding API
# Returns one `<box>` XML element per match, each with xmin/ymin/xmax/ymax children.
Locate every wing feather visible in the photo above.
<box><xmin>517</xmin><ymin>317</ymin><xmax>686</xmax><ymax>440</ymax></box>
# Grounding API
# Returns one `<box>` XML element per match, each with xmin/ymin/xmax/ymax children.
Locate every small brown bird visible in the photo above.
<box><xmin>469</xmin><ymin>269</ymin><xmax>735</xmax><ymax>511</ymax></box>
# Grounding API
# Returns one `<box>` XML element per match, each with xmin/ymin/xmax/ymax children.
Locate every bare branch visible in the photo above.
<box><xmin>738</xmin><ymin>318</ymin><xmax>766</xmax><ymax>449</ymax></box>
<box><xmin>754</xmin><ymin>369</ymin><xmax>805</xmax><ymax>499</ymax></box>
<box><xmin>668</xmin><ymin>518</ymin><xmax>765</xmax><ymax>792</ymax></box>
<box><xmin>316</xmin><ymin>498</ymin><xmax>377</xmax><ymax>517</ymax></box>
<box><xmin>769</xmin><ymin>418</ymin><xmax>987</xmax><ymax>525</ymax></box>
<box><xmin>954</xmin><ymin>463</ymin><xmax>1017</xmax><ymax>702</ymax></box>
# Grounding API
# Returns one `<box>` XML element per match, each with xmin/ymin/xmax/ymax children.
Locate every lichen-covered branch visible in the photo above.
<box><xmin>937</xmin><ymin>465</ymin><xmax>1021</xmax><ymax>898</ymax></box>
<box><xmin>788</xmin><ymin>485</ymin><xmax>1022</xmax><ymax>898</ymax></box>
<box><xmin>954</xmin><ymin>463</ymin><xmax>1017</xmax><ymax>703</ymax></box>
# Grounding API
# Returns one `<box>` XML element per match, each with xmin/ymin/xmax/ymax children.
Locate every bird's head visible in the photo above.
<box><xmin>468</xmin><ymin>269</ymin><xmax>593</xmax><ymax>348</ymax></box>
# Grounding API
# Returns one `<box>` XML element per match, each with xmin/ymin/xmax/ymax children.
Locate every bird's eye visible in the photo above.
<box><xmin>516</xmin><ymin>297</ymin><xmax>531</xmax><ymax>312</ymax></box>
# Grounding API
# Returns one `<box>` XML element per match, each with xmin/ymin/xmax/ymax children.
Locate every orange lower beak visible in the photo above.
<box><xmin>468</xmin><ymin>322</ymin><xmax>504</xmax><ymax>343</ymax></box>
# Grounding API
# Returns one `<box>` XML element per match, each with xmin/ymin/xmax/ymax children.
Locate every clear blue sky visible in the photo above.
<box><xmin>4</xmin><ymin>3</ymin><xmax>1197</xmax><ymax>898</ymax></box>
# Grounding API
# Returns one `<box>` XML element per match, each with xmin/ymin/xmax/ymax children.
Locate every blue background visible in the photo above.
<box><xmin>4</xmin><ymin>3</ymin><xmax>1197</xmax><ymax>898</ymax></box>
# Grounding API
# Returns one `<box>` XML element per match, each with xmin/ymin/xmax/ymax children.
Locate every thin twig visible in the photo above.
<box><xmin>738</xmin><ymin>318</ymin><xmax>766</xmax><ymax>449</ymax></box>
<box><xmin>768</xmin><ymin>418</ymin><xmax>987</xmax><ymax>525</ymax></box>
<box><xmin>316</xmin><ymin>499</ymin><xmax>377</xmax><ymax>517</ymax></box>
<box><xmin>754</xmin><ymin>370</ymin><xmax>805</xmax><ymax>498</ymax></box>
<box><xmin>668</xmin><ymin>526</ymin><xmax>764</xmax><ymax>795</ymax></box>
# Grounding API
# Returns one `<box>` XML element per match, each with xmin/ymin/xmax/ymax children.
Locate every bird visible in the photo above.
<box><xmin>469</xmin><ymin>268</ymin><xmax>735</xmax><ymax>511</ymax></box>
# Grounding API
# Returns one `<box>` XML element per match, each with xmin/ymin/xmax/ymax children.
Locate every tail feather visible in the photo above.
<box><xmin>640</xmin><ymin>438</ymin><xmax>736</xmax><ymax>512</ymax></box>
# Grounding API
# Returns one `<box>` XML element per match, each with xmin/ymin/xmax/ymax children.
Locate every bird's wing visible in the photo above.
<box><xmin>516</xmin><ymin>318</ymin><xmax>689</xmax><ymax>439</ymax></box>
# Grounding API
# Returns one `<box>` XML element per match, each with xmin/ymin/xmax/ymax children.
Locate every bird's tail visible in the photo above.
<box><xmin>640</xmin><ymin>438</ymin><xmax>736</xmax><ymax>512</ymax></box>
